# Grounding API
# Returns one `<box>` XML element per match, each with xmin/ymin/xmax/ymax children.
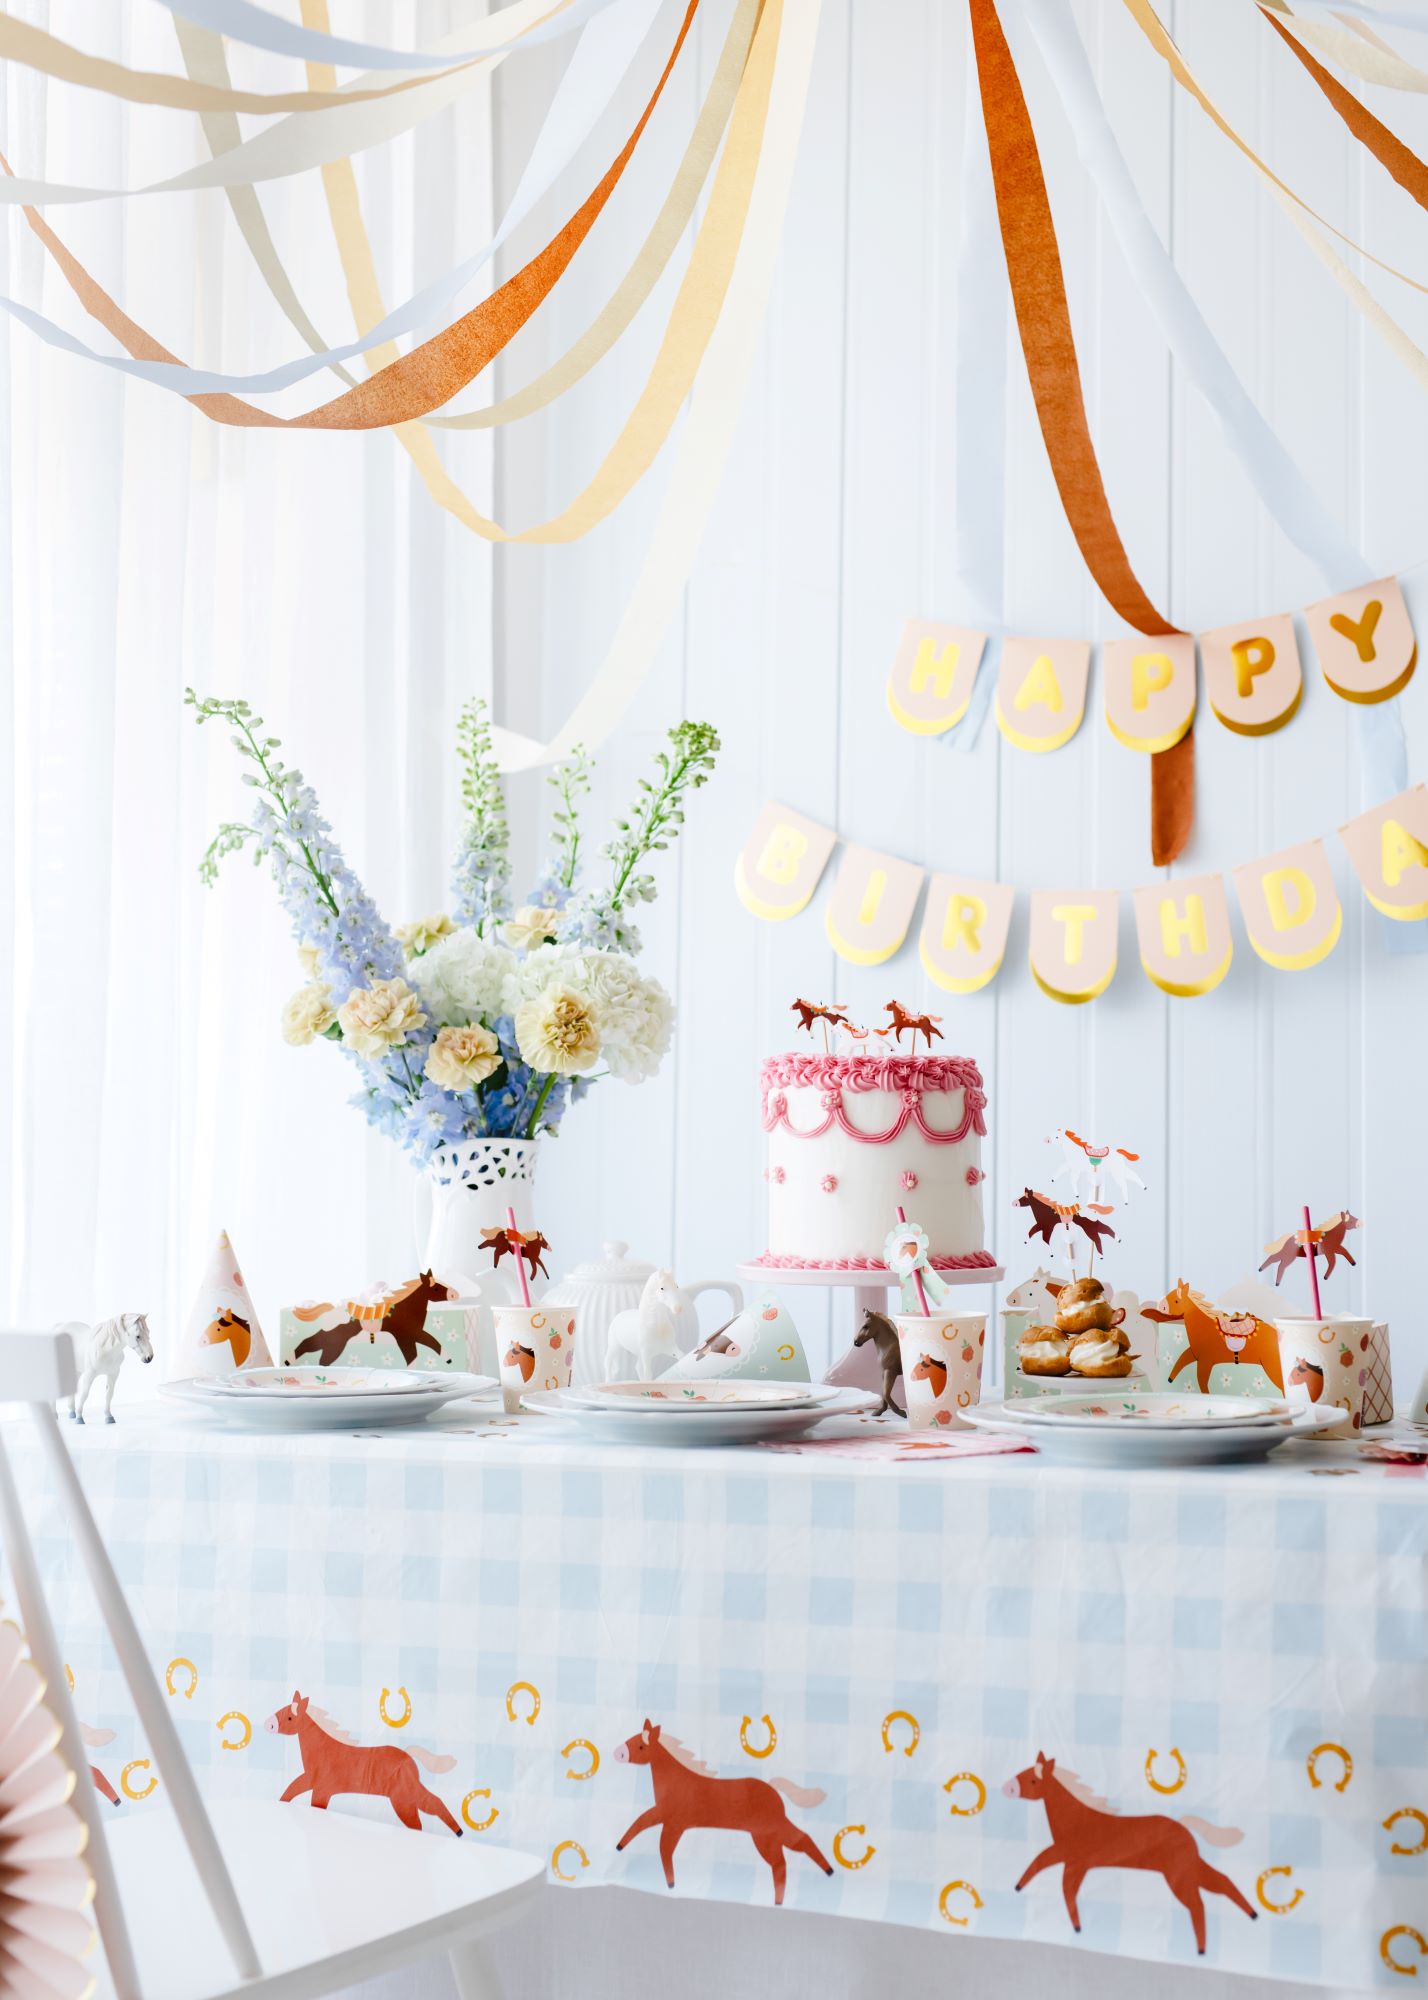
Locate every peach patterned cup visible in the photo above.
<box><xmin>1275</xmin><ymin>1315</ymin><xmax>1372</xmax><ymax>1440</ymax></box>
<box><xmin>493</xmin><ymin>1303</ymin><xmax>576</xmax><ymax>1414</ymax></box>
<box><xmin>894</xmin><ymin>1313</ymin><xmax>987</xmax><ymax>1429</ymax></box>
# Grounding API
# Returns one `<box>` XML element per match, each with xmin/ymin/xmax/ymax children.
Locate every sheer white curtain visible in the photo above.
<box><xmin>0</xmin><ymin>2</ymin><xmax>498</xmax><ymax>1345</ymax></box>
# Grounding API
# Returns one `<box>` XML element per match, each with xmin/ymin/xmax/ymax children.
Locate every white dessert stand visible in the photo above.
<box><xmin>735</xmin><ymin>1261</ymin><xmax>1005</xmax><ymax>1393</ymax></box>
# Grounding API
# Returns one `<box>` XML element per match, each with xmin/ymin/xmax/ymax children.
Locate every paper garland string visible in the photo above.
<box><xmin>491</xmin><ymin>0</ymin><xmax>824</xmax><ymax>769</ymax></box>
<box><xmin>735</xmin><ymin>783</ymin><xmax>1428</xmax><ymax>999</ymax></box>
<box><xmin>155</xmin><ymin>0</ymin><xmax>606</xmax><ymax>72</ymax></box>
<box><xmin>7</xmin><ymin>0</ymin><xmax>702</xmax><ymax>431</ymax></box>
<box><xmin>968</xmin><ymin>0</ymin><xmax>1192</xmax><ymax>866</ymax></box>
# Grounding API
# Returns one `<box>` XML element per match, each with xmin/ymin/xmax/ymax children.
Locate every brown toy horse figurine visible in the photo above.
<box><xmin>1006</xmin><ymin>1752</ymin><xmax>1254</xmax><ymax>1954</ymax></box>
<box><xmin>1143</xmin><ymin>1279</ymin><xmax>1284</xmax><ymax>1394</ymax></box>
<box><xmin>290</xmin><ymin>1271</ymin><xmax>455</xmax><ymax>1368</ymax></box>
<box><xmin>614</xmin><ymin>1720</ymin><xmax>832</xmax><ymax>1905</ymax></box>
<box><xmin>853</xmin><ymin>1308</ymin><xmax>904</xmax><ymax>1416</ymax></box>
<box><xmin>876</xmin><ymin>999</ymin><xmax>943</xmax><ymax>1051</ymax></box>
<box><xmin>267</xmin><ymin>1691</ymin><xmax>461</xmax><ymax>1835</ymax></box>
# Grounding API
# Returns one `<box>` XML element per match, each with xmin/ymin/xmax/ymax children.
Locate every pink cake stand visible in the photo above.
<box><xmin>734</xmin><ymin>1260</ymin><xmax>1005</xmax><ymax>1393</ymax></box>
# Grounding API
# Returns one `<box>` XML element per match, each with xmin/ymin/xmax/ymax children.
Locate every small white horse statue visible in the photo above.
<box><xmin>604</xmin><ymin>1271</ymin><xmax>690</xmax><ymax>1383</ymax></box>
<box><xmin>56</xmin><ymin>1314</ymin><xmax>154</xmax><ymax>1423</ymax></box>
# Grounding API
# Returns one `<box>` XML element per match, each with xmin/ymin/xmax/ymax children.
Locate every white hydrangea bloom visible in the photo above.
<box><xmin>411</xmin><ymin>927</ymin><xmax>518</xmax><ymax>1027</ymax></box>
<box><xmin>566</xmin><ymin>952</ymin><xmax>674</xmax><ymax>1083</ymax></box>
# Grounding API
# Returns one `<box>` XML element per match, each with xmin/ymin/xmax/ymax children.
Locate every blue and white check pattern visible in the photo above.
<box><xmin>9</xmin><ymin>1414</ymin><xmax>1427</xmax><ymax>1991</ymax></box>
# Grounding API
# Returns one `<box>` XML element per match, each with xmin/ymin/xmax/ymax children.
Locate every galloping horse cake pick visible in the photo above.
<box><xmin>789</xmin><ymin>996</ymin><xmax>943</xmax><ymax>1055</ymax></box>
<box><xmin>1260</xmin><ymin>1208</ymin><xmax>1360</xmax><ymax>1309</ymax></box>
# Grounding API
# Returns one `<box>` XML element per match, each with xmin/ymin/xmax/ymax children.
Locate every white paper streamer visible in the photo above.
<box><xmin>0</xmin><ymin>0</ymin><xmax>669</xmax><ymax>396</ymax></box>
<box><xmin>492</xmin><ymin>0</ymin><xmax>826</xmax><ymax>771</ymax></box>
<box><xmin>155</xmin><ymin>0</ymin><xmax>615</xmax><ymax>71</ymax></box>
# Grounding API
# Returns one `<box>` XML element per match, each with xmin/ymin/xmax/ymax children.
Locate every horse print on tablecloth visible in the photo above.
<box><xmin>615</xmin><ymin>1720</ymin><xmax>833</xmax><ymax>1905</ymax></box>
<box><xmin>1005</xmin><ymin>1753</ymin><xmax>1255</xmax><ymax>1954</ymax></box>
<box><xmin>289</xmin><ymin>1271</ymin><xmax>455</xmax><ymax>1368</ymax></box>
<box><xmin>267</xmin><ymin>1691</ymin><xmax>461</xmax><ymax>1834</ymax></box>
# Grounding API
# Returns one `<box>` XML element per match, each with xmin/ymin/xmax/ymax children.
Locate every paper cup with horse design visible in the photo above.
<box><xmin>1275</xmin><ymin>1315</ymin><xmax>1371</xmax><ymax>1440</ymax></box>
<box><xmin>494</xmin><ymin>1303</ymin><xmax>576</xmax><ymax>1413</ymax></box>
<box><xmin>894</xmin><ymin>1313</ymin><xmax>986</xmax><ymax>1429</ymax></box>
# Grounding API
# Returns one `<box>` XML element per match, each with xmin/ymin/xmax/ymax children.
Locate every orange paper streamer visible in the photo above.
<box><xmin>1262</xmin><ymin>9</ymin><xmax>1428</xmax><ymax>216</ymax></box>
<box><xmin>968</xmin><ymin>0</ymin><xmax>1192</xmax><ymax>863</ymax></box>
<box><xmin>8</xmin><ymin>0</ymin><xmax>700</xmax><ymax>433</ymax></box>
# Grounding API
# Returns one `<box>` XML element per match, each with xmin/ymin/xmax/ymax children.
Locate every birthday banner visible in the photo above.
<box><xmin>886</xmin><ymin>575</ymin><xmax>1417</xmax><ymax>754</ymax></box>
<box><xmin>733</xmin><ymin>785</ymin><xmax>1428</xmax><ymax>1002</ymax></box>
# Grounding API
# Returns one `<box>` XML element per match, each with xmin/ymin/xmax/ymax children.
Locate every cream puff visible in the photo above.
<box><xmin>1067</xmin><ymin>1330</ymin><xmax>1135</xmax><ymax>1379</ymax></box>
<box><xmin>1018</xmin><ymin>1326</ymin><xmax>1072</xmax><ymax>1377</ymax></box>
<box><xmin>1055</xmin><ymin>1276</ymin><xmax>1122</xmax><ymax>1338</ymax></box>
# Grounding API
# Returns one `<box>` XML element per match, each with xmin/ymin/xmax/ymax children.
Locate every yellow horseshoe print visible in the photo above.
<box><xmin>551</xmin><ymin>1839</ymin><xmax>590</xmax><ymax>1882</ymax></box>
<box><xmin>739</xmin><ymin>1714</ymin><xmax>777</xmax><ymax>1759</ymax></box>
<box><xmin>561</xmin><ymin>1739</ymin><xmax>600</xmax><ymax>1781</ymax></box>
<box><xmin>943</xmin><ymin>1772</ymin><xmax>987</xmax><ymax>1817</ymax></box>
<box><xmin>1256</xmin><ymin>1867</ymin><xmax>1304</xmax><ymax>1915</ymax></box>
<box><xmin>461</xmin><ymin>1789</ymin><xmax>500</xmax><ymax>1833</ymax></box>
<box><xmin>216</xmin><ymin>1712</ymin><xmax>251</xmax><ymax>1752</ymax></box>
<box><xmin>1307</xmin><ymin>1742</ymin><xmax>1354</xmax><ymax>1793</ymax></box>
<box><xmin>64</xmin><ymin>1664</ymin><xmax>75</xmax><ymax>1692</ymax></box>
<box><xmin>833</xmin><ymin>1825</ymin><xmax>876</xmax><ymax>1870</ymax></box>
<box><xmin>1145</xmin><ymin>1747</ymin><xmax>1187</xmax><ymax>1795</ymax></box>
<box><xmin>505</xmin><ymin>1682</ymin><xmax>541</xmax><ymax>1726</ymax></box>
<box><xmin>881</xmin><ymin>1711</ymin><xmax>920</xmax><ymax>1757</ymax></box>
<box><xmin>1383</xmin><ymin>1926</ymin><xmax>1428</xmax><ymax>1977</ymax></box>
<box><xmin>1385</xmin><ymin>1809</ymin><xmax>1428</xmax><ymax>1858</ymax></box>
<box><xmin>379</xmin><ymin>1686</ymin><xmax>412</xmax><ymax>1729</ymax></box>
<box><xmin>121</xmin><ymin>1760</ymin><xmax>157</xmax><ymax>1801</ymax></box>
<box><xmin>164</xmin><ymin>1658</ymin><xmax>199</xmax><ymax>1700</ymax></box>
<box><xmin>956</xmin><ymin>1389</ymin><xmax>973</xmax><ymax>1408</ymax></box>
<box><xmin>777</xmin><ymin>1344</ymin><xmax>796</xmax><ymax>1361</ymax></box>
<box><xmin>938</xmin><ymin>1880</ymin><xmax>983</xmax><ymax>1927</ymax></box>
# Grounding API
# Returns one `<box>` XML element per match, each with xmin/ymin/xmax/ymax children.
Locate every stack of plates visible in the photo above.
<box><xmin>522</xmin><ymin>1379</ymin><xmax>876</xmax><ymax>1445</ymax></box>
<box><xmin>963</xmin><ymin>1392</ymin><xmax>1346</xmax><ymax>1466</ymax></box>
<box><xmin>161</xmin><ymin>1366</ymin><xmax>497</xmax><ymax>1430</ymax></box>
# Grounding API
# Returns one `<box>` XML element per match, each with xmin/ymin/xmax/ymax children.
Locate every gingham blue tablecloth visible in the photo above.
<box><xmin>11</xmin><ymin>1407</ymin><xmax>1427</xmax><ymax>1990</ymax></box>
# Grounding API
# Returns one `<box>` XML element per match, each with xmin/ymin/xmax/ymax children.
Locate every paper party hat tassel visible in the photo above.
<box><xmin>174</xmin><ymin>1228</ymin><xmax>272</xmax><ymax>1379</ymax></box>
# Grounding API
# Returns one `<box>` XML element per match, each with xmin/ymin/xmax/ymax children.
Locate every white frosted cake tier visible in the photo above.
<box><xmin>753</xmin><ymin>1052</ymin><xmax>995</xmax><ymax>1271</ymax></box>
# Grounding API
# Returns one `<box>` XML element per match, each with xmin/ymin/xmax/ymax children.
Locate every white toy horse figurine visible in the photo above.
<box><xmin>604</xmin><ymin>1271</ymin><xmax>691</xmax><ymax>1382</ymax></box>
<box><xmin>56</xmin><ymin>1314</ymin><xmax>154</xmax><ymax>1423</ymax></box>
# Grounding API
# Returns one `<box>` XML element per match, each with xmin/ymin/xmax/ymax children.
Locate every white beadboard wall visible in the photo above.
<box><xmin>490</xmin><ymin>0</ymin><xmax>1428</xmax><ymax>1392</ymax></box>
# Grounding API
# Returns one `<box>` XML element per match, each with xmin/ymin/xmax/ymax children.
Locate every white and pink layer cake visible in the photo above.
<box><xmin>753</xmin><ymin>1052</ymin><xmax>995</xmax><ymax>1271</ymax></box>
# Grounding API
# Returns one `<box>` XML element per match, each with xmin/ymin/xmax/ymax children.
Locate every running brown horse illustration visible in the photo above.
<box><xmin>202</xmin><ymin>1308</ymin><xmax>253</xmax><ymax>1367</ymax></box>
<box><xmin>791</xmin><ymin>998</ymin><xmax>854</xmax><ymax>1037</ymax></box>
<box><xmin>1260</xmin><ymin>1210</ymin><xmax>1360</xmax><ymax>1286</ymax></box>
<box><xmin>267</xmin><ymin>1691</ymin><xmax>461</xmax><ymax>1834</ymax></box>
<box><xmin>1015</xmin><ymin>1189</ymin><xmax>1117</xmax><ymax>1261</ymax></box>
<box><xmin>1005</xmin><ymin>1752</ymin><xmax>1255</xmax><ymax>1954</ymax></box>
<box><xmin>480</xmin><ymin>1226</ymin><xmax>552</xmax><ymax>1285</ymax></box>
<box><xmin>614</xmin><ymin>1719</ymin><xmax>832</xmax><ymax>1905</ymax></box>
<box><xmin>504</xmin><ymin>1341</ymin><xmax>536</xmax><ymax>1384</ymax></box>
<box><xmin>875</xmin><ymin>999</ymin><xmax>943</xmax><ymax>1050</ymax></box>
<box><xmin>1143</xmin><ymin>1279</ymin><xmax>1284</xmax><ymax>1393</ymax></box>
<box><xmin>290</xmin><ymin>1271</ymin><xmax>455</xmax><ymax>1367</ymax></box>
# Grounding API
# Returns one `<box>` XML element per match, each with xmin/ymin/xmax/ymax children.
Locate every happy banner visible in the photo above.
<box><xmin>734</xmin><ymin>784</ymin><xmax>1428</xmax><ymax>1002</ymax></box>
<box><xmin>887</xmin><ymin>575</ymin><xmax>1416</xmax><ymax>753</ymax></box>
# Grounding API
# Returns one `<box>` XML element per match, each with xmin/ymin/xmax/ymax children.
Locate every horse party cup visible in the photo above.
<box><xmin>1275</xmin><ymin>1314</ymin><xmax>1372</xmax><ymax>1440</ymax></box>
<box><xmin>493</xmin><ymin>1303</ymin><xmax>576</xmax><ymax>1414</ymax></box>
<box><xmin>894</xmin><ymin>1313</ymin><xmax>986</xmax><ymax>1429</ymax></box>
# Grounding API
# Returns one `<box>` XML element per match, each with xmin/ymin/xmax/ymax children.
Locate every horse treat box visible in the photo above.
<box><xmin>278</xmin><ymin>1273</ymin><xmax>488</xmax><ymax>1373</ymax></box>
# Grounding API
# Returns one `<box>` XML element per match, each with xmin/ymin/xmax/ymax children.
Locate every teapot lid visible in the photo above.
<box><xmin>562</xmin><ymin>1240</ymin><xmax>654</xmax><ymax>1285</ymax></box>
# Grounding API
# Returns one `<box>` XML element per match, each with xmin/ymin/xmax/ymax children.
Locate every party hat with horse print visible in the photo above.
<box><xmin>614</xmin><ymin>1719</ymin><xmax>832</xmax><ymax>1904</ymax></box>
<box><xmin>172</xmin><ymin>1226</ymin><xmax>272</xmax><ymax>1381</ymax></box>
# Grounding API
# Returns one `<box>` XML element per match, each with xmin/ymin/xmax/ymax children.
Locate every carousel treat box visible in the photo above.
<box><xmin>278</xmin><ymin>1272</ymin><xmax>482</xmax><ymax>1372</ymax></box>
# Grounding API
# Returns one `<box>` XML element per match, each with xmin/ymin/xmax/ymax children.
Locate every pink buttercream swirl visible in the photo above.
<box><xmin>759</xmin><ymin>1051</ymin><xmax>987</xmax><ymax>1147</ymax></box>
<box><xmin>750</xmin><ymin>1250</ymin><xmax>999</xmax><ymax>1272</ymax></box>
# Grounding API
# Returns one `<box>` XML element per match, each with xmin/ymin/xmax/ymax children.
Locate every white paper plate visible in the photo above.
<box><xmin>161</xmin><ymin>1374</ymin><xmax>497</xmax><ymax>1429</ymax></box>
<box><xmin>580</xmin><ymin>1380</ymin><xmax>829</xmax><ymax>1412</ymax></box>
<box><xmin>521</xmin><ymin>1386</ymin><xmax>876</xmax><ymax>1445</ymax></box>
<box><xmin>204</xmin><ymin>1367</ymin><xmax>446</xmax><ymax>1399</ymax></box>
<box><xmin>1009</xmin><ymin>1392</ymin><xmax>1292</xmax><ymax>1431</ymax></box>
<box><xmin>963</xmin><ymin>1399</ymin><xmax>1345</xmax><ymax>1466</ymax></box>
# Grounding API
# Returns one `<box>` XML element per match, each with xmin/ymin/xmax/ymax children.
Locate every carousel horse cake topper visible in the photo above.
<box><xmin>481</xmin><ymin>1223</ymin><xmax>552</xmax><ymax>1287</ymax></box>
<box><xmin>1259</xmin><ymin>1210</ymin><xmax>1359</xmax><ymax>1290</ymax></box>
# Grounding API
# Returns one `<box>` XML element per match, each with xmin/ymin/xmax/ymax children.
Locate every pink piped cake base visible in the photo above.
<box><xmin>750</xmin><ymin>1250</ymin><xmax>999</xmax><ymax>1272</ymax></box>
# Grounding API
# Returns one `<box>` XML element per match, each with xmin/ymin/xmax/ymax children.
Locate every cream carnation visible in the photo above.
<box><xmin>514</xmin><ymin>985</ymin><xmax>600</xmax><ymax>1076</ymax></box>
<box><xmin>396</xmin><ymin>912</ymin><xmax>456</xmax><ymax>957</ymax></box>
<box><xmin>501</xmin><ymin>905</ymin><xmax>562</xmax><ymax>953</ymax></box>
<box><xmin>424</xmin><ymin>1023</ymin><xmax>501</xmax><ymax>1092</ymax></box>
<box><xmin>412</xmin><ymin>927</ymin><xmax>517</xmax><ymax>1027</ymax></box>
<box><xmin>337</xmin><ymin>977</ymin><xmax>427</xmax><ymax>1058</ymax></box>
<box><xmin>565</xmin><ymin>953</ymin><xmax>673</xmax><ymax>1083</ymax></box>
<box><xmin>281</xmin><ymin>982</ymin><xmax>336</xmax><ymax>1046</ymax></box>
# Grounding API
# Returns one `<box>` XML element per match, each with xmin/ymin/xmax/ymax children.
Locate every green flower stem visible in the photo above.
<box><xmin>524</xmin><ymin>1071</ymin><xmax>559</xmax><ymax>1140</ymax></box>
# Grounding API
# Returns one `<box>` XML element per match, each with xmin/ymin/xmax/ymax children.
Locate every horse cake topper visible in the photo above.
<box><xmin>480</xmin><ymin>1224</ymin><xmax>552</xmax><ymax>1288</ymax></box>
<box><xmin>1259</xmin><ymin>1209</ymin><xmax>1360</xmax><ymax>1309</ymax></box>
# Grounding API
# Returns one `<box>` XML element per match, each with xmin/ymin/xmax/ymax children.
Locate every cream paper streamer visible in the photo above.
<box><xmin>303</xmin><ymin>0</ymin><xmax>778</xmax><ymax>541</ymax></box>
<box><xmin>158</xmin><ymin>0</ymin><xmax>607</xmax><ymax>70</ymax></box>
<box><xmin>492</xmin><ymin>0</ymin><xmax>823</xmax><ymax>769</ymax></box>
<box><xmin>1258</xmin><ymin>1</ymin><xmax>1428</xmax><ymax>92</ymax></box>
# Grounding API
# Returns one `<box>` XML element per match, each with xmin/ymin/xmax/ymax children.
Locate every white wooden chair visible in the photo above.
<box><xmin>0</xmin><ymin>1332</ymin><xmax>546</xmax><ymax>1999</ymax></box>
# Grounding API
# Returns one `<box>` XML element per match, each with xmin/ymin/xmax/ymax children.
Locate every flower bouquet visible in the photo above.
<box><xmin>189</xmin><ymin>689</ymin><xmax>717</xmax><ymax>1279</ymax></box>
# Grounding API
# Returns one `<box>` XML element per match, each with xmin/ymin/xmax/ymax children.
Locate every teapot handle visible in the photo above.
<box><xmin>681</xmin><ymin>1280</ymin><xmax>745</xmax><ymax>1351</ymax></box>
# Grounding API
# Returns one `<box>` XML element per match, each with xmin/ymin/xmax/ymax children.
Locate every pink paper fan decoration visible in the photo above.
<box><xmin>0</xmin><ymin>1623</ymin><xmax>97</xmax><ymax>2000</ymax></box>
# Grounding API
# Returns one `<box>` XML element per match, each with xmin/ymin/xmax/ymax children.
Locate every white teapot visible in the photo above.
<box><xmin>542</xmin><ymin>1242</ymin><xmax>743</xmax><ymax>1389</ymax></box>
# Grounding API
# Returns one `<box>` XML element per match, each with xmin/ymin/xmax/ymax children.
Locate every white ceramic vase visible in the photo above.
<box><xmin>419</xmin><ymin>1137</ymin><xmax>542</xmax><ymax>1293</ymax></box>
